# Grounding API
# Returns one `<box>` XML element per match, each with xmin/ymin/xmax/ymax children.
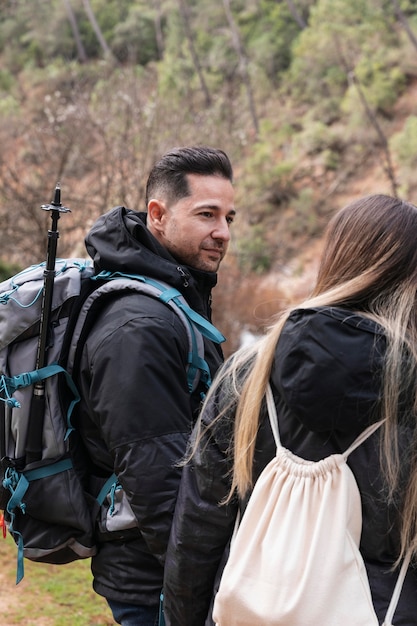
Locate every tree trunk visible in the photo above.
<box><xmin>62</xmin><ymin>0</ymin><xmax>88</xmax><ymax>63</ymax></box>
<box><xmin>177</xmin><ymin>0</ymin><xmax>212</xmax><ymax>107</ymax></box>
<box><xmin>222</xmin><ymin>0</ymin><xmax>259</xmax><ymax>138</ymax></box>
<box><xmin>81</xmin><ymin>0</ymin><xmax>117</xmax><ymax>61</ymax></box>
<box><xmin>153</xmin><ymin>0</ymin><xmax>165</xmax><ymax>60</ymax></box>
<box><xmin>335</xmin><ymin>36</ymin><xmax>398</xmax><ymax>196</ymax></box>
<box><xmin>285</xmin><ymin>0</ymin><xmax>307</xmax><ymax>29</ymax></box>
<box><xmin>349</xmin><ymin>70</ymin><xmax>398</xmax><ymax>196</ymax></box>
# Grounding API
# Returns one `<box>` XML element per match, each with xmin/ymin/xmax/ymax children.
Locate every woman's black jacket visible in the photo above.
<box><xmin>163</xmin><ymin>307</ymin><xmax>417</xmax><ymax>625</ymax></box>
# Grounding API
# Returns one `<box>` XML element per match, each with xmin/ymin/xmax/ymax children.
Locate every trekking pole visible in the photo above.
<box><xmin>25</xmin><ymin>183</ymin><xmax>71</xmax><ymax>465</ymax></box>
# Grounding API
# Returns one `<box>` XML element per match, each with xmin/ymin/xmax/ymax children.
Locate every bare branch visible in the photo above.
<box><xmin>332</xmin><ymin>36</ymin><xmax>398</xmax><ymax>196</ymax></box>
<box><xmin>391</xmin><ymin>0</ymin><xmax>417</xmax><ymax>53</ymax></box>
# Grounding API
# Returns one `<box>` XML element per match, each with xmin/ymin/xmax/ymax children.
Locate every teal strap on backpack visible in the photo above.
<box><xmin>149</xmin><ymin>283</ymin><xmax>225</xmax><ymax>343</ymax></box>
<box><xmin>96</xmin><ymin>472</ymin><xmax>118</xmax><ymax>507</ymax></box>
<box><xmin>23</xmin><ymin>458</ymin><xmax>73</xmax><ymax>481</ymax></box>
<box><xmin>93</xmin><ymin>271</ymin><xmax>225</xmax><ymax>393</ymax></box>
<box><xmin>1</xmin><ymin>364</ymin><xmax>65</xmax><ymax>407</ymax></box>
<box><xmin>156</xmin><ymin>284</ymin><xmax>224</xmax><ymax>391</ymax></box>
<box><xmin>0</xmin><ymin>363</ymin><xmax>81</xmax><ymax>583</ymax></box>
<box><xmin>94</xmin><ymin>271</ymin><xmax>225</xmax><ymax>341</ymax></box>
<box><xmin>3</xmin><ymin>468</ymin><xmax>29</xmax><ymax>584</ymax></box>
<box><xmin>2</xmin><ymin>457</ymin><xmax>75</xmax><ymax>583</ymax></box>
<box><xmin>0</xmin><ymin>363</ymin><xmax>80</xmax><ymax>437</ymax></box>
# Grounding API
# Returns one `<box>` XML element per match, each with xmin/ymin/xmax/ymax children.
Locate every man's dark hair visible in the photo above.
<box><xmin>145</xmin><ymin>146</ymin><xmax>233</xmax><ymax>207</ymax></box>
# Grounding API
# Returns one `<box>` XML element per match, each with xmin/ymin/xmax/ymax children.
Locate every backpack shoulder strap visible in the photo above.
<box><xmin>66</xmin><ymin>271</ymin><xmax>224</xmax><ymax>394</ymax></box>
<box><xmin>383</xmin><ymin>548</ymin><xmax>412</xmax><ymax>625</ymax></box>
<box><xmin>265</xmin><ymin>383</ymin><xmax>281</xmax><ymax>448</ymax></box>
<box><xmin>342</xmin><ymin>419</ymin><xmax>385</xmax><ymax>459</ymax></box>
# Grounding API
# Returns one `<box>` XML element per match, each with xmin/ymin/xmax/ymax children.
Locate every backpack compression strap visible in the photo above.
<box><xmin>2</xmin><ymin>457</ymin><xmax>74</xmax><ymax>584</ymax></box>
<box><xmin>1</xmin><ymin>363</ymin><xmax>80</xmax><ymax>584</ymax></box>
<box><xmin>0</xmin><ymin>363</ymin><xmax>80</xmax><ymax>436</ymax></box>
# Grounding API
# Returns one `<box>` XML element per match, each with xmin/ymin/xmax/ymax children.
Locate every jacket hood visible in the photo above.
<box><xmin>85</xmin><ymin>206</ymin><xmax>218</xmax><ymax>312</ymax></box>
<box><xmin>271</xmin><ymin>306</ymin><xmax>387</xmax><ymax>435</ymax></box>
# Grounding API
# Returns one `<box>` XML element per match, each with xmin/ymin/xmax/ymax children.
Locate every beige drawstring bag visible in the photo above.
<box><xmin>213</xmin><ymin>384</ymin><xmax>411</xmax><ymax>626</ymax></box>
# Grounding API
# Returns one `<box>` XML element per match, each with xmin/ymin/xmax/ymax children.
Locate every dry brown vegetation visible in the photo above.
<box><xmin>2</xmin><ymin>1</ymin><xmax>417</xmax><ymax>355</ymax></box>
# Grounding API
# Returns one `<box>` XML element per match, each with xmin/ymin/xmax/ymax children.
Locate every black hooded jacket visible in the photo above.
<box><xmin>163</xmin><ymin>307</ymin><xmax>417</xmax><ymax>625</ymax></box>
<box><xmin>75</xmin><ymin>206</ymin><xmax>224</xmax><ymax>606</ymax></box>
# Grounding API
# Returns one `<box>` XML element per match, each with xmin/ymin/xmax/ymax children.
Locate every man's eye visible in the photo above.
<box><xmin>226</xmin><ymin>216</ymin><xmax>234</xmax><ymax>225</ymax></box>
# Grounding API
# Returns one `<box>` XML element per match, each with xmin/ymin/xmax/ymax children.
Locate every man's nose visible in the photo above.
<box><xmin>212</xmin><ymin>217</ymin><xmax>231</xmax><ymax>242</ymax></box>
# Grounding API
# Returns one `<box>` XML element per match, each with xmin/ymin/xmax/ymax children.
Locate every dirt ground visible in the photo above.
<box><xmin>0</xmin><ymin>531</ymin><xmax>111</xmax><ymax>626</ymax></box>
<box><xmin>0</xmin><ymin>563</ymin><xmax>54</xmax><ymax>625</ymax></box>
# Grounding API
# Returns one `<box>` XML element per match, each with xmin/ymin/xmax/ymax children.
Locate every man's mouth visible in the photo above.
<box><xmin>204</xmin><ymin>248</ymin><xmax>223</xmax><ymax>257</ymax></box>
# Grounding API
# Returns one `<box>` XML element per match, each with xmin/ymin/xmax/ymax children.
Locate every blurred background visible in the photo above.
<box><xmin>1</xmin><ymin>0</ymin><xmax>417</xmax><ymax>355</ymax></box>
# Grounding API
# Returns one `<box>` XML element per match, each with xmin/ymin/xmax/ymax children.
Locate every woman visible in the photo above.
<box><xmin>163</xmin><ymin>194</ymin><xmax>417</xmax><ymax>625</ymax></box>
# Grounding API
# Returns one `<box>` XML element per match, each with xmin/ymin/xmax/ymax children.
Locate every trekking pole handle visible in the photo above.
<box><xmin>26</xmin><ymin>184</ymin><xmax>71</xmax><ymax>465</ymax></box>
<box><xmin>35</xmin><ymin>184</ymin><xmax>71</xmax><ymax>370</ymax></box>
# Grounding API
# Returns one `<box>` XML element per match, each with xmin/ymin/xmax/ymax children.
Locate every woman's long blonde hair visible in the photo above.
<box><xmin>201</xmin><ymin>194</ymin><xmax>417</xmax><ymax>562</ymax></box>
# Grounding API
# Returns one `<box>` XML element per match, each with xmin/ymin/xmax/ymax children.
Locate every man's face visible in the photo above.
<box><xmin>148</xmin><ymin>173</ymin><xmax>235</xmax><ymax>273</ymax></box>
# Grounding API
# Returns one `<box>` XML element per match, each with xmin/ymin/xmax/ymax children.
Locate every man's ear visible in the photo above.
<box><xmin>147</xmin><ymin>199</ymin><xmax>167</xmax><ymax>236</ymax></box>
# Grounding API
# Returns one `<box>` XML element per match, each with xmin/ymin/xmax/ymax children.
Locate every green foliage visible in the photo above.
<box><xmin>0</xmin><ymin>68</ymin><xmax>13</xmax><ymax>91</ymax></box>
<box><xmin>240</xmin><ymin>0</ymin><xmax>305</xmax><ymax>85</ymax></box>
<box><xmin>288</xmin><ymin>187</ymin><xmax>320</xmax><ymax>237</ymax></box>
<box><xmin>342</xmin><ymin>54</ymin><xmax>406</xmax><ymax>118</ymax></box>
<box><xmin>237</xmin><ymin>224</ymin><xmax>273</xmax><ymax>274</ymax></box>
<box><xmin>322</xmin><ymin>148</ymin><xmax>341</xmax><ymax>170</ymax></box>
<box><xmin>243</xmin><ymin>126</ymin><xmax>295</xmax><ymax>196</ymax></box>
<box><xmin>292</xmin><ymin>121</ymin><xmax>341</xmax><ymax>156</ymax></box>
<box><xmin>0</xmin><ymin>0</ymin><xmax>416</xmax><ymax>271</ymax></box>
<box><xmin>0</xmin><ymin>66</ymin><xmax>18</xmax><ymax>117</ymax></box>
<box><xmin>399</xmin><ymin>0</ymin><xmax>417</xmax><ymax>14</ymax></box>
<box><xmin>287</xmin><ymin>32</ymin><xmax>347</xmax><ymax>106</ymax></box>
<box><xmin>0</xmin><ymin>93</ymin><xmax>19</xmax><ymax>117</ymax></box>
<box><xmin>390</xmin><ymin>115</ymin><xmax>417</xmax><ymax>167</ymax></box>
<box><xmin>112</xmin><ymin>5</ymin><xmax>160</xmax><ymax>64</ymax></box>
<box><xmin>311</xmin><ymin>96</ymin><xmax>343</xmax><ymax>125</ymax></box>
<box><xmin>91</xmin><ymin>0</ymin><xmax>131</xmax><ymax>36</ymax></box>
<box><xmin>287</xmin><ymin>0</ymin><xmax>398</xmax><ymax>107</ymax></box>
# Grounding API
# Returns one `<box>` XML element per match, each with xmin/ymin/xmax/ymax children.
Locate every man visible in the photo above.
<box><xmin>75</xmin><ymin>146</ymin><xmax>235</xmax><ymax>625</ymax></box>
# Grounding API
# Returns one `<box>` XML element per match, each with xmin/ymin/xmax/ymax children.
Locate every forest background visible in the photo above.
<box><xmin>1</xmin><ymin>1</ymin><xmax>417</xmax><ymax>624</ymax></box>
<box><xmin>3</xmin><ymin>0</ymin><xmax>417</xmax><ymax>354</ymax></box>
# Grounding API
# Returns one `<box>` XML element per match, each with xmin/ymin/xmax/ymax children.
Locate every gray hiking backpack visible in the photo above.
<box><xmin>0</xmin><ymin>258</ymin><xmax>224</xmax><ymax>583</ymax></box>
